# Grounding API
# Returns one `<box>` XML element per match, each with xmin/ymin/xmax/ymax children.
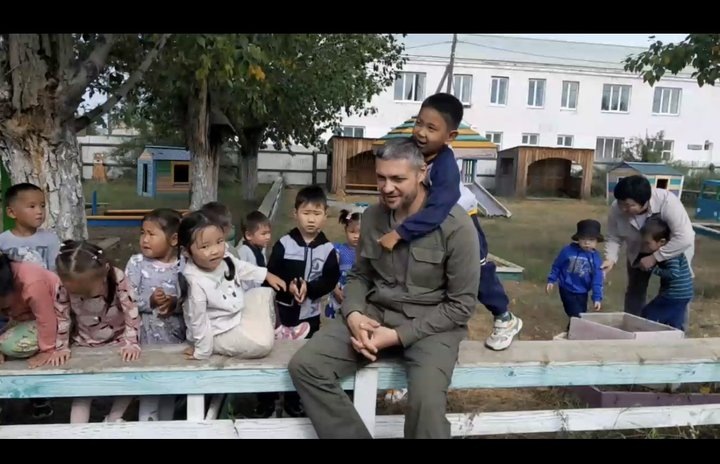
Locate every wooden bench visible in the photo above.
<box><xmin>3</xmin><ymin>338</ymin><xmax>720</xmax><ymax>438</ymax></box>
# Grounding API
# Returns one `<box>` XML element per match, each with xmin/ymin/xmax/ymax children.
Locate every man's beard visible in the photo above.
<box><xmin>398</xmin><ymin>188</ymin><xmax>418</xmax><ymax>211</ymax></box>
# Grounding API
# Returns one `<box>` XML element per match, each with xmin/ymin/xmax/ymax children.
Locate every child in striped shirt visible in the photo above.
<box><xmin>638</xmin><ymin>216</ymin><xmax>693</xmax><ymax>331</ymax></box>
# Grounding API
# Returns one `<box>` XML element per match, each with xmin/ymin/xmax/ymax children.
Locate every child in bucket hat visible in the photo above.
<box><xmin>546</xmin><ymin>219</ymin><xmax>605</xmax><ymax>327</ymax></box>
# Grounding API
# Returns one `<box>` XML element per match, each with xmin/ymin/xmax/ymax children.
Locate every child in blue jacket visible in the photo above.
<box><xmin>547</xmin><ymin>219</ymin><xmax>604</xmax><ymax>327</ymax></box>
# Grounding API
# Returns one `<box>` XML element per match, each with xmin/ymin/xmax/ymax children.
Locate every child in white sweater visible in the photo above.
<box><xmin>177</xmin><ymin>211</ymin><xmax>286</xmax><ymax>360</ymax></box>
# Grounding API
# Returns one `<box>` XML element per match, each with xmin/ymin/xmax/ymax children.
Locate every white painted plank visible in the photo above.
<box><xmin>231</xmin><ymin>404</ymin><xmax>720</xmax><ymax>438</ymax></box>
<box><xmin>186</xmin><ymin>395</ymin><xmax>205</xmax><ymax>421</ymax></box>
<box><xmin>446</xmin><ymin>404</ymin><xmax>720</xmax><ymax>437</ymax></box>
<box><xmin>352</xmin><ymin>368</ymin><xmax>379</xmax><ymax>436</ymax></box>
<box><xmin>4</xmin><ymin>404</ymin><xmax>720</xmax><ymax>439</ymax></box>
<box><xmin>0</xmin><ymin>421</ymin><xmax>239</xmax><ymax>439</ymax></box>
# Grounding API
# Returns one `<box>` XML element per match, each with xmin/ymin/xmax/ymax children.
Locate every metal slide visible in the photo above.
<box><xmin>468</xmin><ymin>181</ymin><xmax>512</xmax><ymax>218</ymax></box>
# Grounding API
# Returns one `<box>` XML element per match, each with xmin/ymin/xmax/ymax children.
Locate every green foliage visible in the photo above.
<box><xmin>624</xmin><ymin>34</ymin><xmax>720</xmax><ymax>86</ymax></box>
<box><xmin>112</xmin><ymin>34</ymin><xmax>406</xmax><ymax>152</ymax></box>
<box><xmin>622</xmin><ymin>131</ymin><xmax>669</xmax><ymax>163</ymax></box>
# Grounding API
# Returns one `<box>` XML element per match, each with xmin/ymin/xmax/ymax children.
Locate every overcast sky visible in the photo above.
<box><xmin>496</xmin><ymin>34</ymin><xmax>688</xmax><ymax>47</ymax></box>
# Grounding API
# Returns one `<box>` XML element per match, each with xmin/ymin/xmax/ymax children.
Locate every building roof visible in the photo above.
<box><xmin>402</xmin><ymin>34</ymin><xmax>691</xmax><ymax>75</ymax></box>
<box><xmin>612</xmin><ymin>161</ymin><xmax>684</xmax><ymax>177</ymax></box>
<box><xmin>144</xmin><ymin>146</ymin><xmax>191</xmax><ymax>161</ymax></box>
<box><xmin>372</xmin><ymin>116</ymin><xmax>496</xmax><ymax>150</ymax></box>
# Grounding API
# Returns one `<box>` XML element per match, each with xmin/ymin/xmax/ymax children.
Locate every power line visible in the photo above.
<box><xmin>455</xmin><ymin>39</ymin><xmax>631</xmax><ymax>66</ymax></box>
<box><xmin>404</xmin><ymin>40</ymin><xmax>453</xmax><ymax>50</ymax></box>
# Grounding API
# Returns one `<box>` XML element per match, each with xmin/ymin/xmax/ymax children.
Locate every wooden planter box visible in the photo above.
<box><xmin>555</xmin><ymin>312</ymin><xmax>700</xmax><ymax>407</ymax></box>
<box><xmin>566</xmin><ymin>312</ymin><xmax>684</xmax><ymax>342</ymax></box>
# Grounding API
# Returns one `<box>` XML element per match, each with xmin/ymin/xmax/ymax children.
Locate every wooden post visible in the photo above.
<box><xmin>312</xmin><ymin>152</ymin><xmax>317</xmax><ymax>186</ymax></box>
<box><xmin>187</xmin><ymin>395</ymin><xmax>205</xmax><ymax>421</ymax></box>
<box><xmin>352</xmin><ymin>368</ymin><xmax>379</xmax><ymax>437</ymax></box>
<box><xmin>91</xmin><ymin>191</ymin><xmax>98</xmax><ymax>215</ymax></box>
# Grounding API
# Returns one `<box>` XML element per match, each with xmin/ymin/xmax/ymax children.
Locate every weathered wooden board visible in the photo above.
<box><xmin>5</xmin><ymin>404</ymin><xmax>720</xmax><ymax>439</ymax></box>
<box><xmin>2</xmin><ymin>339</ymin><xmax>720</xmax><ymax>399</ymax></box>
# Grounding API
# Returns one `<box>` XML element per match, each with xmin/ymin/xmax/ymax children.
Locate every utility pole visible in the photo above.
<box><xmin>446</xmin><ymin>33</ymin><xmax>458</xmax><ymax>93</ymax></box>
<box><xmin>435</xmin><ymin>33</ymin><xmax>458</xmax><ymax>94</ymax></box>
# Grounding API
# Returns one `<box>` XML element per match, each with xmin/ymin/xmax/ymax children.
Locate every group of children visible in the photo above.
<box><xmin>3</xmin><ymin>91</ymin><xmax>693</xmax><ymax>424</ymax></box>
<box><xmin>0</xmin><ymin>92</ymin><xmax>529</xmax><ymax>422</ymax></box>
<box><xmin>547</xmin><ymin>213</ymin><xmax>693</xmax><ymax>332</ymax></box>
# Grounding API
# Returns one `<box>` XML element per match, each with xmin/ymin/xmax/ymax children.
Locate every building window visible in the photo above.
<box><xmin>595</xmin><ymin>137</ymin><xmax>624</xmax><ymax>161</ymax></box>
<box><xmin>485</xmin><ymin>132</ymin><xmax>503</xmax><ymax>150</ymax></box>
<box><xmin>652</xmin><ymin>87</ymin><xmax>681</xmax><ymax>115</ymax></box>
<box><xmin>601</xmin><ymin>84</ymin><xmax>631</xmax><ymax>112</ymax></box>
<box><xmin>557</xmin><ymin>135</ymin><xmax>574</xmax><ymax>147</ymax></box>
<box><xmin>651</xmin><ymin>139</ymin><xmax>674</xmax><ymax>160</ymax></box>
<box><xmin>339</xmin><ymin>126</ymin><xmax>365</xmax><ymax>138</ymax></box>
<box><xmin>527</xmin><ymin>79</ymin><xmax>546</xmax><ymax>108</ymax></box>
<box><xmin>453</xmin><ymin>74</ymin><xmax>473</xmax><ymax>106</ymax></box>
<box><xmin>522</xmin><ymin>133</ymin><xmax>539</xmax><ymax>146</ymax></box>
<box><xmin>490</xmin><ymin>76</ymin><xmax>509</xmax><ymax>105</ymax></box>
<box><xmin>561</xmin><ymin>81</ymin><xmax>579</xmax><ymax>110</ymax></box>
<box><xmin>394</xmin><ymin>72</ymin><xmax>426</xmax><ymax>102</ymax></box>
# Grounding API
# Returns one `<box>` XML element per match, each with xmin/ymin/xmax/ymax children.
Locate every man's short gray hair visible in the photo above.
<box><xmin>374</xmin><ymin>138</ymin><xmax>425</xmax><ymax>170</ymax></box>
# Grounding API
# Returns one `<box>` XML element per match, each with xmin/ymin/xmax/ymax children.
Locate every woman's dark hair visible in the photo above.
<box><xmin>0</xmin><ymin>253</ymin><xmax>15</xmax><ymax>298</ymax></box>
<box><xmin>177</xmin><ymin>211</ymin><xmax>235</xmax><ymax>311</ymax></box>
<box><xmin>614</xmin><ymin>175</ymin><xmax>652</xmax><ymax>205</ymax></box>
<box><xmin>338</xmin><ymin>209</ymin><xmax>361</xmax><ymax>228</ymax></box>
<box><xmin>143</xmin><ymin>208</ymin><xmax>183</xmax><ymax>238</ymax></box>
<box><xmin>56</xmin><ymin>240</ymin><xmax>116</xmax><ymax>306</ymax></box>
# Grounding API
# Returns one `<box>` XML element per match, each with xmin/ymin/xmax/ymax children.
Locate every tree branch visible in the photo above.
<box><xmin>73</xmin><ymin>34</ymin><xmax>170</xmax><ymax>133</ymax></box>
<box><xmin>61</xmin><ymin>34</ymin><xmax>116</xmax><ymax>104</ymax></box>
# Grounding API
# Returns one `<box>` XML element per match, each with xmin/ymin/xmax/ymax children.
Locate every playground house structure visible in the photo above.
<box><xmin>605</xmin><ymin>162</ymin><xmax>684</xmax><ymax>203</ymax></box>
<box><xmin>369</xmin><ymin>116</ymin><xmax>511</xmax><ymax>217</ymax></box>
<box><xmin>137</xmin><ymin>146</ymin><xmax>192</xmax><ymax>198</ymax></box>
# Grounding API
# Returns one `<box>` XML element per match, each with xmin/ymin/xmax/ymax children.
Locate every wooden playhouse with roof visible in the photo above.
<box><xmin>137</xmin><ymin>146</ymin><xmax>192</xmax><ymax>198</ymax></box>
<box><xmin>372</xmin><ymin>116</ymin><xmax>498</xmax><ymax>180</ymax></box>
<box><xmin>494</xmin><ymin>146</ymin><xmax>594</xmax><ymax>200</ymax></box>
<box><xmin>605</xmin><ymin>162</ymin><xmax>684</xmax><ymax>203</ymax></box>
<box><xmin>329</xmin><ymin>116</ymin><xmax>498</xmax><ymax>195</ymax></box>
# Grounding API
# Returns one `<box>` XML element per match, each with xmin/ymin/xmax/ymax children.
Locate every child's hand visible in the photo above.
<box><xmin>378</xmin><ymin>230</ymin><xmax>401</xmax><ymax>251</ymax></box>
<box><xmin>150</xmin><ymin>288</ymin><xmax>168</xmax><ymax>308</ymax></box>
<box><xmin>157</xmin><ymin>296</ymin><xmax>177</xmax><ymax>317</ymax></box>
<box><xmin>296</xmin><ymin>278</ymin><xmax>307</xmax><ymax>304</ymax></box>
<box><xmin>289</xmin><ymin>278</ymin><xmax>306</xmax><ymax>304</ymax></box>
<box><xmin>183</xmin><ymin>345</ymin><xmax>198</xmax><ymax>360</ymax></box>
<box><xmin>265</xmin><ymin>273</ymin><xmax>287</xmax><ymax>292</ymax></box>
<box><xmin>120</xmin><ymin>345</ymin><xmax>141</xmax><ymax>362</ymax></box>
<box><xmin>593</xmin><ymin>301</ymin><xmax>602</xmax><ymax>312</ymax></box>
<box><xmin>47</xmin><ymin>350</ymin><xmax>72</xmax><ymax>367</ymax></box>
<box><xmin>27</xmin><ymin>351</ymin><xmax>55</xmax><ymax>369</ymax></box>
<box><xmin>333</xmin><ymin>285</ymin><xmax>344</xmax><ymax>304</ymax></box>
<box><xmin>545</xmin><ymin>283</ymin><xmax>554</xmax><ymax>294</ymax></box>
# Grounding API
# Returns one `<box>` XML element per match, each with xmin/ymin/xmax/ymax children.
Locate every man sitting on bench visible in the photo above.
<box><xmin>288</xmin><ymin>138</ymin><xmax>480</xmax><ymax>439</ymax></box>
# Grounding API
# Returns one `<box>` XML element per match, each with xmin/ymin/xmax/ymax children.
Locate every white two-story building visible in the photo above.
<box><xmin>337</xmin><ymin>34</ymin><xmax>719</xmax><ymax>175</ymax></box>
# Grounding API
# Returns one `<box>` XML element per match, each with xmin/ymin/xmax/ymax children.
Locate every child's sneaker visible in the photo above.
<box><xmin>274</xmin><ymin>322</ymin><xmax>311</xmax><ymax>340</ymax></box>
<box><xmin>485</xmin><ymin>313</ymin><xmax>523</xmax><ymax>351</ymax></box>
